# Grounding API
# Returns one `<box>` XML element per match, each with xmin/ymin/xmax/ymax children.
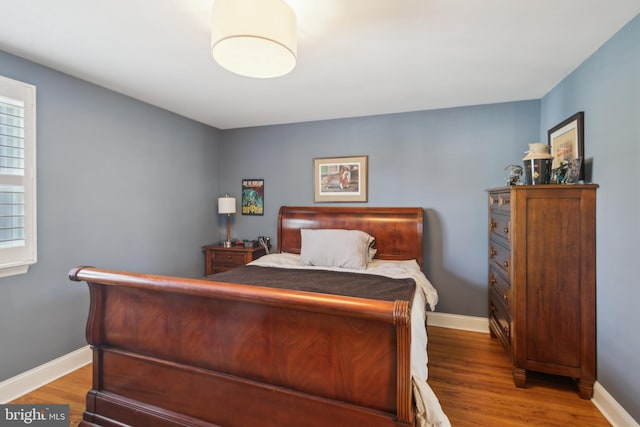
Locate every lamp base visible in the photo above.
<box><xmin>222</xmin><ymin>240</ymin><xmax>233</xmax><ymax>248</ymax></box>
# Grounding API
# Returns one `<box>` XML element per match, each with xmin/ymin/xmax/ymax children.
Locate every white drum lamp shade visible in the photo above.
<box><xmin>211</xmin><ymin>0</ymin><xmax>297</xmax><ymax>78</ymax></box>
<box><xmin>218</xmin><ymin>195</ymin><xmax>236</xmax><ymax>215</ymax></box>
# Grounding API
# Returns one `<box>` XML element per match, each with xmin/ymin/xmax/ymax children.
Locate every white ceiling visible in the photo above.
<box><xmin>1</xmin><ymin>0</ymin><xmax>639</xmax><ymax>130</ymax></box>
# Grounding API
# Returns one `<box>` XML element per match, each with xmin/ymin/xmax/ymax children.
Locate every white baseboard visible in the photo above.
<box><xmin>0</xmin><ymin>345</ymin><xmax>91</xmax><ymax>404</ymax></box>
<box><xmin>592</xmin><ymin>382</ymin><xmax>640</xmax><ymax>427</ymax></box>
<box><xmin>429</xmin><ymin>311</ymin><xmax>638</xmax><ymax>426</ymax></box>
<box><xmin>427</xmin><ymin>311</ymin><xmax>490</xmax><ymax>333</ymax></box>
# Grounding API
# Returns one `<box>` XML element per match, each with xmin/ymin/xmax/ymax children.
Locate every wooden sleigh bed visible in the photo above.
<box><xmin>70</xmin><ymin>206</ymin><xmax>441</xmax><ymax>427</ymax></box>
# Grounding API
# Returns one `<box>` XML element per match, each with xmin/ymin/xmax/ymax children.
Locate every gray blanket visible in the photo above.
<box><xmin>206</xmin><ymin>265</ymin><xmax>415</xmax><ymax>303</ymax></box>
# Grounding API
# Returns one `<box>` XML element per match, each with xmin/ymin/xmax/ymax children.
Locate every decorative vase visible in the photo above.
<box><xmin>523</xmin><ymin>158</ymin><xmax>552</xmax><ymax>185</ymax></box>
<box><xmin>522</xmin><ymin>143</ymin><xmax>553</xmax><ymax>185</ymax></box>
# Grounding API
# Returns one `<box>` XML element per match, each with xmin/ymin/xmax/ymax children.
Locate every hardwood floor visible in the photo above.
<box><xmin>427</xmin><ymin>326</ymin><xmax>610</xmax><ymax>426</ymax></box>
<box><xmin>9</xmin><ymin>363</ymin><xmax>91</xmax><ymax>427</ymax></box>
<box><xmin>9</xmin><ymin>326</ymin><xmax>610</xmax><ymax>426</ymax></box>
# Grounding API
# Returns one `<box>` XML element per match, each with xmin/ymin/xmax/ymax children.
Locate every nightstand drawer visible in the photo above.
<box><xmin>211</xmin><ymin>251</ymin><xmax>248</xmax><ymax>266</ymax></box>
<box><xmin>203</xmin><ymin>245</ymin><xmax>266</xmax><ymax>276</ymax></box>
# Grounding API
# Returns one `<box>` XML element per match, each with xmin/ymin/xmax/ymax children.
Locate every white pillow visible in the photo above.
<box><xmin>300</xmin><ymin>229</ymin><xmax>375</xmax><ymax>270</ymax></box>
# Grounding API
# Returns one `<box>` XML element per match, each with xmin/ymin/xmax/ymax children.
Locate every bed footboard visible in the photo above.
<box><xmin>70</xmin><ymin>267</ymin><xmax>415</xmax><ymax>427</ymax></box>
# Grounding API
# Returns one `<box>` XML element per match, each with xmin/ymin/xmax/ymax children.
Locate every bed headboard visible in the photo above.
<box><xmin>277</xmin><ymin>206</ymin><xmax>424</xmax><ymax>268</ymax></box>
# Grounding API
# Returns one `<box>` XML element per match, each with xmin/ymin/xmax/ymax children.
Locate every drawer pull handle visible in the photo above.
<box><xmin>503</xmin><ymin>294</ymin><xmax>509</xmax><ymax>303</ymax></box>
<box><xmin>489</xmin><ymin>303</ymin><xmax>496</xmax><ymax>314</ymax></box>
<box><xmin>503</xmin><ymin>227</ymin><xmax>509</xmax><ymax>234</ymax></box>
<box><xmin>490</xmin><ymin>219</ymin><xmax>497</xmax><ymax>230</ymax></box>
<box><xmin>490</xmin><ymin>277</ymin><xmax>497</xmax><ymax>285</ymax></box>
<box><xmin>227</xmin><ymin>255</ymin><xmax>232</xmax><ymax>259</ymax></box>
<box><xmin>489</xmin><ymin>247</ymin><xmax>497</xmax><ymax>258</ymax></box>
<box><xmin>503</xmin><ymin>325</ymin><xmax>510</xmax><ymax>336</ymax></box>
<box><xmin>503</xmin><ymin>261</ymin><xmax>509</xmax><ymax>268</ymax></box>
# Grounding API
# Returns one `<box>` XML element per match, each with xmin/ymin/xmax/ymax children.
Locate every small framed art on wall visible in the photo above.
<box><xmin>313</xmin><ymin>155</ymin><xmax>368</xmax><ymax>202</ymax></box>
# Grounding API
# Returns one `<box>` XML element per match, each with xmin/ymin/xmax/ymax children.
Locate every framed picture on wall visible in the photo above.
<box><xmin>313</xmin><ymin>155</ymin><xmax>368</xmax><ymax>202</ymax></box>
<box><xmin>548</xmin><ymin>112</ymin><xmax>585</xmax><ymax>181</ymax></box>
<box><xmin>241</xmin><ymin>179</ymin><xmax>264</xmax><ymax>215</ymax></box>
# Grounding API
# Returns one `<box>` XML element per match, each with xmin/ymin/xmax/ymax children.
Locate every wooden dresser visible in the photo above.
<box><xmin>487</xmin><ymin>184</ymin><xmax>597</xmax><ymax>399</ymax></box>
<box><xmin>203</xmin><ymin>245</ymin><xmax>266</xmax><ymax>275</ymax></box>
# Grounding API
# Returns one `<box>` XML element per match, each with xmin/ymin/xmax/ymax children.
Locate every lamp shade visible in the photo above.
<box><xmin>218</xmin><ymin>195</ymin><xmax>236</xmax><ymax>214</ymax></box>
<box><xmin>211</xmin><ymin>0</ymin><xmax>297</xmax><ymax>78</ymax></box>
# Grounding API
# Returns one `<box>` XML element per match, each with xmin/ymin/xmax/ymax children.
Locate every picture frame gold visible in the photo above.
<box><xmin>313</xmin><ymin>155</ymin><xmax>368</xmax><ymax>202</ymax></box>
<box><xmin>548</xmin><ymin>112</ymin><xmax>585</xmax><ymax>181</ymax></box>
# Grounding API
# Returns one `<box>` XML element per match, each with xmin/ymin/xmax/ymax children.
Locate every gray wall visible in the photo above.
<box><xmin>220</xmin><ymin>101</ymin><xmax>541</xmax><ymax>316</ymax></box>
<box><xmin>0</xmin><ymin>51</ymin><xmax>221</xmax><ymax>382</ymax></box>
<box><xmin>540</xmin><ymin>13</ymin><xmax>640</xmax><ymax>421</ymax></box>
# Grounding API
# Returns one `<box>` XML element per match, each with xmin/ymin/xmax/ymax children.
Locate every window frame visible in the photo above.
<box><xmin>0</xmin><ymin>75</ymin><xmax>37</xmax><ymax>278</ymax></box>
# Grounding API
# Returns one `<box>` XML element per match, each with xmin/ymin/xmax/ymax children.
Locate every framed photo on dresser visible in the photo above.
<box><xmin>548</xmin><ymin>112</ymin><xmax>585</xmax><ymax>181</ymax></box>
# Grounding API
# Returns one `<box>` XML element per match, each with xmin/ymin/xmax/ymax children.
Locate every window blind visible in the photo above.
<box><xmin>0</xmin><ymin>96</ymin><xmax>26</xmax><ymax>249</ymax></box>
<box><xmin>0</xmin><ymin>75</ymin><xmax>36</xmax><ymax>278</ymax></box>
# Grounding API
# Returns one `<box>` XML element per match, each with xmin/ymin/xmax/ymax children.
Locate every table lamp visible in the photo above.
<box><xmin>218</xmin><ymin>194</ymin><xmax>236</xmax><ymax>248</ymax></box>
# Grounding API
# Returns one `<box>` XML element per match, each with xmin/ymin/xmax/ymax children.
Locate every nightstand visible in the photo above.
<box><xmin>203</xmin><ymin>245</ymin><xmax>266</xmax><ymax>275</ymax></box>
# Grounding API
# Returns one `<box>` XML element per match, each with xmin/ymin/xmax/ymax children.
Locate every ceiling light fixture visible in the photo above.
<box><xmin>211</xmin><ymin>0</ymin><xmax>297</xmax><ymax>79</ymax></box>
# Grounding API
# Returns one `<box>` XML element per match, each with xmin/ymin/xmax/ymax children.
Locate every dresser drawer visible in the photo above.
<box><xmin>489</xmin><ymin>267</ymin><xmax>511</xmax><ymax>311</ymax></box>
<box><xmin>489</xmin><ymin>239</ymin><xmax>511</xmax><ymax>278</ymax></box>
<box><xmin>210</xmin><ymin>250</ymin><xmax>248</xmax><ymax>267</ymax></box>
<box><xmin>489</xmin><ymin>291</ymin><xmax>512</xmax><ymax>348</ymax></box>
<box><xmin>489</xmin><ymin>212</ymin><xmax>511</xmax><ymax>243</ymax></box>
<box><xmin>488</xmin><ymin>191</ymin><xmax>511</xmax><ymax>213</ymax></box>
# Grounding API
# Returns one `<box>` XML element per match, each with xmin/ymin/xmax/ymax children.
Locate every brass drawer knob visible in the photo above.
<box><xmin>503</xmin><ymin>226</ymin><xmax>509</xmax><ymax>234</ymax></box>
<box><xmin>503</xmin><ymin>261</ymin><xmax>509</xmax><ymax>268</ymax></box>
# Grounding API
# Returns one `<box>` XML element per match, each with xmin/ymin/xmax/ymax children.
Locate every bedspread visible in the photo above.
<box><xmin>208</xmin><ymin>265</ymin><xmax>416</xmax><ymax>302</ymax></box>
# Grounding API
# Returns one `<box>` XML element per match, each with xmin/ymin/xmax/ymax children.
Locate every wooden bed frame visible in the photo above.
<box><xmin>70</xmin><ymin>206</ymin><xmax>424</xmax><ymax>427</ymax></box>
